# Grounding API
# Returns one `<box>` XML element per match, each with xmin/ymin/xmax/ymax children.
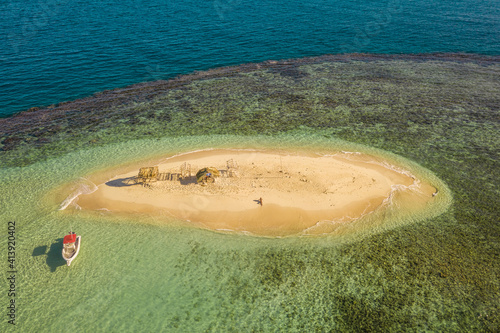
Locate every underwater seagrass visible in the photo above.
<box><xmin>0</xmin><ymin>54</ymin><xmax>498</xmax><ymax>332</ymax></box>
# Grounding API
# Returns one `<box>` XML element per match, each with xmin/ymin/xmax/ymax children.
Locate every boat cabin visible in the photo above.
<box><xmin>63</xmin><ymin>233</ymin><xmax>77</xmax><ymax>254</ymax></box>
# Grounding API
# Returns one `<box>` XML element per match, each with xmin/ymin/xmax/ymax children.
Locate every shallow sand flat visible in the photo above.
<box><xmin>75</xmin><ymin>150</ymin><xmax>437</xmax><ymax>236</ymax></box>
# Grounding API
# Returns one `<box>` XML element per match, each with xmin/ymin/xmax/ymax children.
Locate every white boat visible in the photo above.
<box><xmin>62</xmin><ymin>232</ymin><xmax>81</xmax><ymax>266</ymax></box>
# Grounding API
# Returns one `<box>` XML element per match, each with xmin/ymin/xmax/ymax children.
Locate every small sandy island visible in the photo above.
<box><xmin>74</xmin><ymin>149</ymin><xmax>437</xmax><ymax>236</ymax></box>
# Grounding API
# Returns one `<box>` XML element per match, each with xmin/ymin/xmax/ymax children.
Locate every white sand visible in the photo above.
<box><xmin>76</xmin><ymin>149</ymin><xmax>436</xmax><ymax>236</ymax></box>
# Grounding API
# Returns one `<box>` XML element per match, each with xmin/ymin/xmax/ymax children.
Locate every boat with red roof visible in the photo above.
<box><xmin>62</xmin><ymin>232</ymin><xmax>81</xmax><ymax>266</ymax></box>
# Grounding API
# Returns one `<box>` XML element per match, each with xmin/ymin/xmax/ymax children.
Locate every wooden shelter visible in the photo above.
<box><xmin>180</xmin><ymin>162</ymin><xmax>192</xmax><ymax>179</ymax></box>
<box><xmin>226</xmin><ymin>159</ymin><xmax>239</xmax><ymax>177</ymax></box>
<box><xmin>137</xmin><ymin>166</ymin><xmax>159</xmax><ymax>184</ymax></box>
<box><xmin>196</xmin><ymin>167</ymin><xmax>220</xmax><ymax>185</ymax></box>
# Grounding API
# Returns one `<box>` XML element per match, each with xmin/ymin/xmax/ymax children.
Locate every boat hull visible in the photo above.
<box><xmin>62</xmin><ymin>236</ymin><xmax>81</xmax><ymax>266</ymax></box>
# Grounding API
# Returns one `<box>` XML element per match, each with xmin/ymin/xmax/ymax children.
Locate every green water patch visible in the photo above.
<box><xmin>0</xmin><ymin>55</ymin><xmax>498</xmax><ymax>331</ymax></box>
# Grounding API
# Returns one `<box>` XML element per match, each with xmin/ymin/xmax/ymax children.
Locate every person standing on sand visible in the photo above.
<box><xmin>259</xmin><ymin>197</ymin><xmax>263</xmax><ymax>206</ymax></box>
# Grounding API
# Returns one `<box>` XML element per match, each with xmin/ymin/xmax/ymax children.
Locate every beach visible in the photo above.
<box><xmin>74</xmin><ymin>149</ymin><xmax>437</xmax><ymax>236</ymax></box>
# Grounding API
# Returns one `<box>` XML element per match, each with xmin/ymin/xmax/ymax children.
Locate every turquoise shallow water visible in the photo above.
<box><xmin>3</xmin><ymin>135</ymin><xmax>452</xmax><ymax>331</ymax></box>
<box><xmin>1</xmin><ymin>57</ymin><xmax>499</xmax><ymax>331</ymax></box>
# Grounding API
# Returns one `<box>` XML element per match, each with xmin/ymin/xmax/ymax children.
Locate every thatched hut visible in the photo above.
<box><xmin>196</xmin><ymin>167</ymin><xmax>220</xmax><ymax>185</ymax></box>
<box><xmin>137</xmin><ymin>166</ymin><xmax>159</xmax><ymax>183</ymax></box>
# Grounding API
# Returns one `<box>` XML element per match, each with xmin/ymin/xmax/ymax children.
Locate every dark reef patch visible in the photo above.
<box><xmin>1</xmin><ymin>53</ymin><xmax>498</xmax><ymax>168</ymax></box>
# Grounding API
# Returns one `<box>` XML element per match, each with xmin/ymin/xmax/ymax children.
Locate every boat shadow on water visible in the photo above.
<box><xmin>32</xmin><ymin>238</ymin><xmax>68</xmax><ymax>272</ymax></box>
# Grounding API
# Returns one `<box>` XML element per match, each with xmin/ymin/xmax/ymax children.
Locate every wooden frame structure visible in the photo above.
<box><xmin>137</xmin><ymin>166</ymin><xmax>159</xmax><ymax>184</ymax></box>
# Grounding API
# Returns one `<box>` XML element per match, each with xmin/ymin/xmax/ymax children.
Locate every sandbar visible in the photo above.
<box><xmin>72</xmin><ymin>149</ymin><xmax>437</xmax><ymax>236</ymax></box>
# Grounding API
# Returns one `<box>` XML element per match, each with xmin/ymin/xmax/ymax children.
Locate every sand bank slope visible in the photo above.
<box><xmin>75</xmin><ymin>150</ymin><xmax>437</xmax><ymax>236</ymax></box>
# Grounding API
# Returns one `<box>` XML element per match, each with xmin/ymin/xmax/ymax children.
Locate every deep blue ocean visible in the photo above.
<box><xmin>1</xmin><ymin>0</ymin><xmax>498</xmax><ymax>117</ymax></box>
